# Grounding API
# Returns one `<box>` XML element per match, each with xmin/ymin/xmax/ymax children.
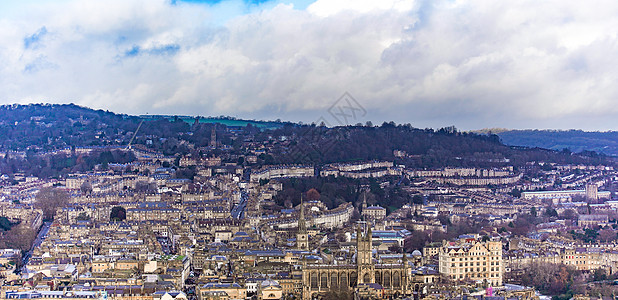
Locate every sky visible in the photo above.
<box><xmin>1</xmin><ymin>0</ymin><xmax>618</xmax><ymax>130</ymax></box>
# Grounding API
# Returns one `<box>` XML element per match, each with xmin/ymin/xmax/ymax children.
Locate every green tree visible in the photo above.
<box><xmin>592</xmin><ymin>268</ymin><xmax>607</xmax><ymax>282</ymax></box>
<box><xmin>0</xmin><ymin>217</ymin><xmax>12</xmax><ymax>231</ymax></box>
<box><xmin>110</xmin><ymin>206</ymin><xmax>126</xmax><ymax>222</ymax></box>
<box><xmin>544</xmin><ymin>206</ymin><xmax>558</xmax><ymax>218</ymax></box>
<box><xmin>76</xmin><ymin>212</ymin><xmax>90</xmax><ymax>221</ymax></box>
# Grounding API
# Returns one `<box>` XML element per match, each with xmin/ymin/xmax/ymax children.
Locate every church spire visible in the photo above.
<box><xmin>362</xmin><ymin>192</ymin><xmax>368</xmax><ymax>212</ymax></box>
<box><xmin>297</xmin><ymin>194</ymin><xmax>308</xmax><ymax>250</ymax></box>
<box><xmin>298</xmin><ymin>194</ymin><xmax>307</xmax><ymax>233</ymax></box>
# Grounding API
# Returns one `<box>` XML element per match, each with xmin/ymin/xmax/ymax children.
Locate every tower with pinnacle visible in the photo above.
<box><xmin>297</xmin><ymin>195</ymin><xmax>309</xmax><ymax>251</ymax></box>
<box><xmin>357</xmin><ymin>222</ymin><xmax>374</xmax><ymax>284</ymax></box>
<box><xmin>210</xmin><ymin>125</ymin><xmax>217</xmax><ymax>148</ymax></box>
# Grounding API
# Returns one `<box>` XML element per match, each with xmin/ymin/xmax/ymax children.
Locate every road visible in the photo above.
<box><xmin>231</xmin><ymin>189</ymin><xmax>248</xmax><ymax>219</ymax></box>
<box><xmin>20</xmin><ymin>221</ymin><xmax>51</xmax><ymax>272</ymax></box>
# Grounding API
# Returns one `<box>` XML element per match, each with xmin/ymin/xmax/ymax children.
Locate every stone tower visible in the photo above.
<box><xmin>210</xmin><ymin>125</ymin><xmax>217</xmax><ymax>148</ymax></box>
<box><xmin>586</xmin><ymin>182</ymin><xmax>598</xmax><ymax>202</ymax></box>
<box><xmin>297</xmin><ymin>195</ymin><xmax>309</xmax><ymax>251</ymax></box>
<box><xmin>356</xmin><ymin>223</ymin><xmax>374</xmax><ymax>284</ymax></box>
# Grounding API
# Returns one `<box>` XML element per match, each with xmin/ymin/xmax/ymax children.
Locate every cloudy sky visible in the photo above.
<box><xmin>1</xmin><ymin>0</ymin><xmax>618</xmax><ymax>130</ymax></box>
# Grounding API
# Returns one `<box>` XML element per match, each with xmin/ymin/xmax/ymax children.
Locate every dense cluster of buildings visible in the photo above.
<box><xmin>1</xmin><ymin>128</ymin><xmax>618</xmax><ymax>299</ymax></box>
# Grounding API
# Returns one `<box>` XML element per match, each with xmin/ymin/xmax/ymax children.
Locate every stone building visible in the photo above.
<box><xmin>438</xmin><ymin>236</ymin><xmax>503</xmax><ymax>286</ymax></box>
<box><xmin>301</xmin><ymin>224</ymin><xmax>411</xmax><ymax>299</ymax></box>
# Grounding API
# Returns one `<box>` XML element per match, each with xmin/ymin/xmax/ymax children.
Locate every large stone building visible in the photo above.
<box><xmin>438</xmin><ymin>236</ymin><xmax>503</xmax><ymax>286</ymax></box>
<box><xmin>578</xmin><ymin>214</ymin><xmax>609</xmax><ymax>228</ymax></box>
<box><xmin>301</xmin><ymin>224</ymin><xmax>411</xmax><ymax>299</ymax></box>
<box><xmin>522</xmin><ymin>189</ymin><xmax>610</xmax><ymax>203</ymax></box>
<box><xmin>250</xmin><ymin>165</ymin><xmax>315</xmax><ymax>182</ymax></box>
<box><xmin>361</xmin><ymin>196</ymin><xmax>386</xmax><ymax>221</ymax></box>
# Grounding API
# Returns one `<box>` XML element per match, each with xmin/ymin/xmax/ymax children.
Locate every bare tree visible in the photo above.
<box><xmin>5</xmin><ymin>223</ymin><xmax>36</xmax><ymax>252</ymax></box>
<box><xmin>80</xmin><ymin>181</ymin><xmax>93</xmax><ymax>195</ymax></box>
<box><xmin>35</xmin><ymin>187</ymin><xmax>69</xmax><ymax>220</ymax></box>
<box><xmin>599</xmin><ymin>228</ymin><xmax>616</xmax><ymax>243</ymax></box>
<box><xmin>307</xmin><ymin>188</ymin><xmax>320</xmax><ymax>201</ymax></box>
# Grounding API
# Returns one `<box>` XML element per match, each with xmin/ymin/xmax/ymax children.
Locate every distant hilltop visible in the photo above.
<box><xmin>1</xmin><ymin>103</ymin><xmax>617</xmax><ymax>159</ymax></box>
<box><xmin>471</xmin><ymin>128</ymin><xmax>511</xmax><ymax>135</ymax></box>
<box><xmin>481</xmin><ymin>129</ymin><xmax>618</xmax><ymax>157</ymax></box>
<box><xmin>138</xmin><ymin>114</ymin><xmax>287</xmax><ymax>129</ymax></box>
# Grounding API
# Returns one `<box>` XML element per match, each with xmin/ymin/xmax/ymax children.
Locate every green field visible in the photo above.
<box><xmin>139</xmin><ymin>115</ymin><xmax>285</xmax><ymax>129</ymax></box>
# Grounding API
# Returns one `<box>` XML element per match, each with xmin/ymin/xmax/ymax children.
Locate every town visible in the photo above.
<box><xmin>0</xmin><ymin>105</ymin><xmax>617</xmax><ymax>300</ymax></box>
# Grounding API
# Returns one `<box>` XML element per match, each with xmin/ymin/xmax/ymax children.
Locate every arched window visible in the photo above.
<box><xmin>375</xmin><ymin>271</ymin><xmax>382</xmax><ymax>285</ymax></box>
<box><xmin>384</xmin><ymin>272</ymin><xmax>391</xmax><ymax>287</ymax></box>
<box><xmin>340</xmin><ymin>273</ymin><xmax>348</xmax><ymax>288</ymax></box>
<box><xmin>331</xmin><ymin>273</ymin><xmax>338</xmax><ymax>289</ymax></box>
<box><xmin>311</xmin><ymin>272</ymin><xmax>318</xmax><ymax>289</ymax></box>
<box><xmin>363</xmin><ymin>272</ymin><xmax>371</xmax><ymax>283</ymax></box>
<box><xmin>321</xmin><ymin>272</ymin><xmax>329</xmax><ymax>288</ymax></box>
<box><xmin>393</xmin><ymin>272</ymin><xmax>401</xmax><ymax>287</ymax></box>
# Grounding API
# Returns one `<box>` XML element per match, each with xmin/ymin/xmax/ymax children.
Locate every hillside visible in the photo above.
<box><xmin>0</xmin><ymin>104</ymin><xmax>612</xmax><ymax>180</ymax></box>
<box><xmin>497</xmin><ymin>130</ymin><xmax>618</xmax><ymax>156</ymax></box>
<box><xmin>263</xmin><ymin>124</ymin><xmax>610</xmax><ymax>168</ymax></box>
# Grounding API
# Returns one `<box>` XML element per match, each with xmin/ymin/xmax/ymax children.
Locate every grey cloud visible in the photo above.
<box><xmin>2</xmin><ymin>0</ymin><xmax>618</xmax><ymax>130</ymax></box>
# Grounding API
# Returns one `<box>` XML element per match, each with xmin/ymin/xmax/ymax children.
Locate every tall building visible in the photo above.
<box><xmin>586</xmin><ymin>182</ymin><xmax>599</xmax><ymax>202</ymax></box>
<box><xmin>301</xmin><ymin>223</ymin><xmax>410</xmax><ymax>299</ymax></box>
<box><xmin>438</xmin><ymin>236</ymin><xmax>503</xmax><ymax>286</ymax></box>
<box><xmin>356</xmin><ymin>223</ymin><xmax>374</xmax><ymax>284</ymax></box>
<box><xmin>361</xmin><ymin>193</ymin><xmax>368</xmax><ymax>212</ymax></box>
<box><xmin>210</xmin><ymin>126</ymin><xmax>217</xmax><ymax>148</ymax></box>
<box><xmin>296</xmin><ymin>196</ymin><xmax>309</xmax><ymax>251</ymax></box>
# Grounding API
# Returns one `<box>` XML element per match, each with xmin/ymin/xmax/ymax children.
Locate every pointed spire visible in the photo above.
<box><xmin>298</xmin><ymin>193</ymin><xmax>306</xmax><ymax>233</ymax></box>
<box><xmin>361</xmin><ymin>192</ymin><xmax>368</xmax><ymax>213</ymax></box>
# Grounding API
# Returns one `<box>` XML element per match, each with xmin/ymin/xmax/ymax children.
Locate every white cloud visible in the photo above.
<box><xmin>1</xmin><ymin>0</ymin><xmax>618</xmax><ymax>130</ymax></box>
<box><xmin>307</xmin><ymin>0</ymin><xmax>415</xmax><ymax>17</ymax></box>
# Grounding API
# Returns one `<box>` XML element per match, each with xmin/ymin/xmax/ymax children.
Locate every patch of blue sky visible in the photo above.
<box><xmin>23</xmin><ymin>55</ymin><xmax>56</xmax><ymax>73</ymax></box>
<box><xmin>171</xmin><ymin>0</ymin><xmax>317</xmax><ymax>25</ymax></box>
<box><xmin>24</xmin><ymin>27</ymin><xmax>48</xmax><ymax>49</ymax></box>
<box><xmin>150</xmin><ymin>44</ymin><xmax>181</xmax><ymax>55</ymax></box>
<box><xmin>125</xmin><ymin>45</ymin><xmax>141</xmax><ymax>57</ymax></box>
<box><xmin>124</xmin><ymin>44</ymin><xmax>181</xmax><ymax>57</ymax></box>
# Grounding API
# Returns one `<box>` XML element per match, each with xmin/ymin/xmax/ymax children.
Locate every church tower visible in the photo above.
<box><xmin>297</xmin><ymin>195</ymin><xmax>309</xmax><ymax>251</ymax></box>
<box><xmin>210</xmin><ymin>125</ymin><xmax>217</xmax><ymax>148</ymax></box>
<box><xmin>357</xmin><ymin>222</ymin><xmax>374</xmax><ymax>284</ymax></box>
